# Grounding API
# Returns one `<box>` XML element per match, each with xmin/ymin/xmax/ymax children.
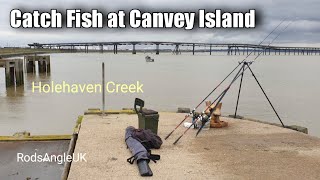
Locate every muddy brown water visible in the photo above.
<box><xmin>0</xmin><ymin>53</ymin><xmax>319</xmax><ymax>137</ymax></box>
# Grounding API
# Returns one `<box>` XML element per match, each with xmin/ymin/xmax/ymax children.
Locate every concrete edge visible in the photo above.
<box><xmin>84</xmin><ymin>108</ymin><xmax>136</xmax><ymax>115</ymax></box>
<box><xmin>0</xmin><ymin>135</ymin><xmax>72</xmax><ymax>141</ymax></box>
<box><xmin>61</xmin><ymin>133</ymin><xmax>78</xmax><ymax>180</ymax></box>
<box><xmin>225</xmin><ymin>115</ymin><xmax>308</xmax><ymax>134</ymax></box>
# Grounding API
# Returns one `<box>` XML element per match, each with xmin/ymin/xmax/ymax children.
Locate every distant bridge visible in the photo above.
<box><xmin>28</xmin><ymin>41</ymin><xmax>320</xmax><ymax>55</ymax></box>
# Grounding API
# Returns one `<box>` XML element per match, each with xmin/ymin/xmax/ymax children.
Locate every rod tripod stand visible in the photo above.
<box><xmin>232</xmin><ymin>61</ymin><xmax>285</xmax><ymax>127</ymax></box>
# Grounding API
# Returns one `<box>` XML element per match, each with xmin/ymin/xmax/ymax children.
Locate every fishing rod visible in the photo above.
<box><xmin>173</xmin><ymin>65</ymin><xmax>244</xmax><ymax>145</ymax></box>
<box><xmin>194</xmin><ymin>21</ymin><xmax>292</xmax><ymax>137</ymax></box>
<box><xmin>173</xmin><ymin>20</ymin><xmax>292</xmax><ymax>144</ymax></box>
<box><xmin>165</xmin><ymin>18</ymin><xmax>287</xmax><ymax>140</ymax></box>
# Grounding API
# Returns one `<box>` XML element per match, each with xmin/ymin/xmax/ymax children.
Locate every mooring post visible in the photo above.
<box><xmin>102</xmin><ymin>62</ymin><xmax>105</xmax><ymax>116</ymax></box>
<box><xmin>210</xmin><ymin>45</ymin><xmax>212</xmax><ymax>55</ymax></box>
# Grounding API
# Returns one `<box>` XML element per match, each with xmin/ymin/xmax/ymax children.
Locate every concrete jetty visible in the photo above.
<box><xmin>24</xmin><ymin>55</ymin><xmax>51</xmax><ymax>73</ymax></box>
<box><xmin>68</xmin><ymin>112</ymin><xmax>320</xmax><ymax>179</ymax></box>
<box><xmin>0</xmin><ymin>59</ymin><xmax>24</xmax><ymax>87</ymax></box>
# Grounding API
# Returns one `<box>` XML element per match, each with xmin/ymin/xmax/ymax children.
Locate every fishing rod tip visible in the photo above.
<box><xmin>173</xmin><ymin>136</ymin><xmax>182</xmax><ymax>145</ymax></box>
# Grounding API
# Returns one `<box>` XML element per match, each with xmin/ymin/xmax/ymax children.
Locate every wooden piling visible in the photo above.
<box><xmin>14</xmin><ymin>60</ymin><xmax>21</xmax><ymax>86</ymax></box>
<box><xmin>27</xmin><ymin>60</ymin><xmax>35</xmax><ymax>73</ymax></box>
<box><xmin>39</xmin><ymin>60</ymin><xmax>46</xmax><ymax>73</ymax></box>
<box><xmin>24</xmin><ymin>55</ymin><xmax>50</xmax><ymax>74</ymax></box>
<box><xmin>47</xmin><ymin>60</ymin><xmax>51</xmax><ymax>73</ymax></box>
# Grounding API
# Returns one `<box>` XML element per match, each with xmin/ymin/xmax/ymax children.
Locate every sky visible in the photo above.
<box><xmin>1</xmin><ymin>0</ymin><xmax>320</xmax><ymax>47</ymax></box>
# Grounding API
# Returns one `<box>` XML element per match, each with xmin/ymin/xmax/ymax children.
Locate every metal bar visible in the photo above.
<box><xmin>102</xmin><ymin>62</ymin><xmax>105</xmax><ymax>116</ymax></box>
<box><xmin>234</xmin><ymin>64</ymin><xmax>245</xmax><ymax>117</ymax></box>
<box><xmin>246</xmin><ymin>65</ymin><xmax>285</xmax><ymax>127</ymax></box>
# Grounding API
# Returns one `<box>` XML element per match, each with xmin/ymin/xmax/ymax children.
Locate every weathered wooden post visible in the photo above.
<box><xmin>5</xmin><ymin>61</ymin><xmax>14</xmax><ymax>87</ymax></box>
<box><xmin>19</xmin><ymin>60</ymin><xmax>24</xmax><ymax>85</ymax></box>
<box><xmin>27</xmin><ymin>60</ymin><xmax>35</xmax><ymax>73</ymax></box>
<box><xmin>39</xmin><ymin>60</ymin><xmax>46</xmax><ymax>73</ymax></box>
<box><xmin>14</xmin><ymin>60</ymin><xmax>20</xmax><ymax>86</ymax></box>
<box><xmin>46</xmin><ymin>58</ymin><xmax>51</xmax><ymax>73</ymax></box>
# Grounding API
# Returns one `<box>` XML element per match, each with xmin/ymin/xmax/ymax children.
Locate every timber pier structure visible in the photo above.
<box><xmin>0</xmin><ymin>55</ymin><xmax>50</xmax><ymax>87</ymax></box>
<box><xmin>28</xmin><ymin>41</ymin><xmax>320</xmax><ymax>55</ymax></box>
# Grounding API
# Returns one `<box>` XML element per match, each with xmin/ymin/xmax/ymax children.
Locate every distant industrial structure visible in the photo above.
<box><xmin>28</xmin><ymin>41</ymin><xmax>320</xmax><ymax>55</ymax></box>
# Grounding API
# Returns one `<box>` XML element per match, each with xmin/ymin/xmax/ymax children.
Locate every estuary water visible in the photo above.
<box><xmin>0</xmin><ymin>53</ymin><xmax>319</xmax><ymax>137</ymax></box>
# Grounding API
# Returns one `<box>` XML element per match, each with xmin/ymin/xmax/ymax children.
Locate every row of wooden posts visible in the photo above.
<box><xmin>0</xmin><ymin>55</ymin><xmax>51</xmax><ymax>87</ymax></box>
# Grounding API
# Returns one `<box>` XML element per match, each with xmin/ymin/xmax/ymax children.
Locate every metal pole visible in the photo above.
<box><xmin>102</xmin><ymin>62</ymin><xmax>105</xmax><ymax>116</ymax></box>
<box><xmin>246</xmin><ymin>65</ymin><xmax>284</xmax><ymax>127</ymax></box>
<box><xmin>234</xmin><ymin>64</ymin><xmax>245</xmax><ymax>117</ymax></box>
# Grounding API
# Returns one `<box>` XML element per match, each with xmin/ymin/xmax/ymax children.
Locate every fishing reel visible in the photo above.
<box><xmin>200</xmin><ymin>114</ymin><xmax>210</xmax><ymax>126</ymax></box>
<box><xmin>192</xmin><ymin>112</ymin><xmax>200</xmax><ymax>129</ymax></box>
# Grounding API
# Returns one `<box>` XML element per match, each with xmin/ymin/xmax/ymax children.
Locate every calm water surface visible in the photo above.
<box><xmin>0</xmin><ymin>53</ymin><xmax>319</xmax><ymax>136</ymax></box>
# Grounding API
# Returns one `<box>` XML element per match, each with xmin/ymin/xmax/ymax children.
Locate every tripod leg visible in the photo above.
<box><xmin>246</xmin><ymin>65</ymin><xmax>285</xmax><ymax>127</ymax></box>
<box><xmin>234</xmin><ymin>65</ymin><xmax>245</xmax><ymax>118</ymax></box>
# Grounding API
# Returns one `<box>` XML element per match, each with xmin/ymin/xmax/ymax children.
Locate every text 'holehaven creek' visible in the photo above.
<box><xmin>32</xmin><ymin>81</ymin><xmax>144</xmax><ymax>94</ymax></box>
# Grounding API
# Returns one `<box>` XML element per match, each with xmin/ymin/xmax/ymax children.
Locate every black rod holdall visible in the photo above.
<box><xmin>125</xmin><ymin>126</ymin><xmax>161</xmax><ymax>176</ymax></box>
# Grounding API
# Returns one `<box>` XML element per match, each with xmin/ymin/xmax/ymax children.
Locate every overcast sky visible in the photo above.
<box><xmin>1</xmin><ymin>0</ymin><xmax>320</xmax><ymax>47</ymax></box>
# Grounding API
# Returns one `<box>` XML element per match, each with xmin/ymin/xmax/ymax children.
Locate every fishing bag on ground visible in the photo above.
<box><xmin>132</xmin><ymin>128</ymin><xmax>163</xmax><ymax>149</ymax></box>
<box><xmin>125</xmin><ymin>126</ymin><xmax>161</xmax><ymax>176</ymax></box>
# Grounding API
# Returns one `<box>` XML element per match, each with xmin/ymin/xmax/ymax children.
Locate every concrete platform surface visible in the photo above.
<box><xmin>0</xmin><ymin>140</ymin><xmax>70</xmax><ymax>180</ymax></box>
<box><xmin>68</xmin><ymin>113</ymin><xmax>320</xmax><ymax>180</ymax></box>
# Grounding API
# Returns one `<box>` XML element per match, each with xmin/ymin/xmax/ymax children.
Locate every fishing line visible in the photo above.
<box><xmin>173</xmin><ymin>19</ymin><xmax>293</xmax><ymax>144</ymax></box>
<box><xmin>165</xmin><ymin>18</ymin><xmax>288</xmax><ymax>140</ymax></box>
<box><xmin>194</xmin><ymin>21</ymin><xmax>293</xmax><ymax>138</ymax></box>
